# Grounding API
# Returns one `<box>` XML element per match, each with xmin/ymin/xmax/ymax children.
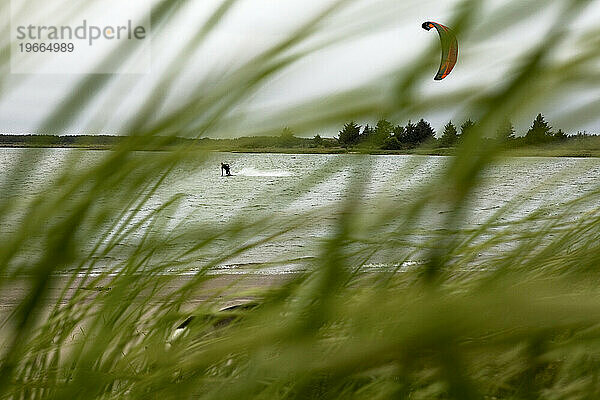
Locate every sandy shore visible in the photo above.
<box><xmin>0</xmin><ymin>273</ymin><xmax>297</xmax><ymax>356</ymax></box>
<box><xmin>0</xmin><ymin>273</ymin><xmax>296</xmax><ymax>320</ymax></box>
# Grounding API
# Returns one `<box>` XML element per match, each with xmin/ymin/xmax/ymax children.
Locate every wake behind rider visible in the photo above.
<box><xmin>221</xmin><ymin>162</ymin><xmax>232</xmax><ymax>176</ymax></box>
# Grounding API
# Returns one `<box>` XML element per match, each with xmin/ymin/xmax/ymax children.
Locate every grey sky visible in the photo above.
<box><xmin>1</xmin><ymin>0</ymin><xmax>599</xmax><ymax>137</ymax></box>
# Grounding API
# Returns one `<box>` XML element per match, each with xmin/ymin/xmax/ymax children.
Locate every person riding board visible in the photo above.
<box><xmin>221</xmin><ymin>162</ymin><xmax>232</xmax><ymax>176</ymax></box>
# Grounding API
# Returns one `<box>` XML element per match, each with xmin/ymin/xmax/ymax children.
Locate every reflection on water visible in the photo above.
<box><xmin>2</xmin><ymin>148</ymin><xmax>600</xmax><ymax>274</ymax></box>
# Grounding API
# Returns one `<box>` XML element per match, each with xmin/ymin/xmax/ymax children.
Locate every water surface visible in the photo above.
<box><xmin>2</xmin><ymin>148</ymin><xmax>599</xmax><ymax>274</ymax></box>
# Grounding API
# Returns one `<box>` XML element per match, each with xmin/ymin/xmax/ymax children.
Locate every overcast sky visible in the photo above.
<box><xmin>2</xmin><ymin>0</ymin><xmax>600</xmax><ymax>137</ymax></box>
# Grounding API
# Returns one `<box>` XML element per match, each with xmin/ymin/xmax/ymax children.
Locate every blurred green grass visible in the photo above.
<box><xmin>1</xmin><ymin>0</ymin><xmax>600</xmax><ymax>398</ymax></box>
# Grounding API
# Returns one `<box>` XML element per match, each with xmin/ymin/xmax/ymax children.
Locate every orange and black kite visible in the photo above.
<box><xmin>422</xmin><ymin>21</ymin><xmax>458</xmax><ymax>80</ymax></box>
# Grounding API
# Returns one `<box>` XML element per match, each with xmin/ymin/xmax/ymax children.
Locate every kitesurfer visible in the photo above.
<box><xmin>221</xmin><ymin>162</ymin><xmax>232</xmax><ymax>176</ymax></box>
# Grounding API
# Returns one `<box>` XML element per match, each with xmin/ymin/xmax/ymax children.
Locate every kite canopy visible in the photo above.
<box><xmin>422</xmin><ymin>21</ymin><xmax>458</xmax><ymax>80</ymax></box>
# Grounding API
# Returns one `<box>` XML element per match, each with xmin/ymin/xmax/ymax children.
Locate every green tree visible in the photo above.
<box><xmin>394</xmin><ymin>119</ymin><xmax>434</xmax><ymax>147</ymax></box>
<box><xmin>360</xmin><ymin>124</ymin><xmax>374</xmax><ymax>143</ymax></box>
<box><xmin>415</xmin><ymin>119</ymin><xmax>436</xmax><ymax>145</ymax></box>
<box><xmin>278</xmin><ymin>126</ymin><xmax>299</xmax><ymax>147</ymax></box>
<box><xmin>337</xmin><ymin>122</ymin><xmax>362</xmax><ymax>147</ymax></box>
<box><xmin>392</xmin><ymin>124</ymin><xmax>405</xmax><ymax>138</ymax></box>
<box><xmin>375</xmin><ymin>119</ymin><xmax>394</xmax><ymax>137</ymax></box>
<box><xmin>392</xmin><ymin>125</ymin><xmax>406</xmax><ymax>137</ymax></box>
<box><xmin>554</xmin><ymin>129</ymin><xmax>567</xmax><ymax>141</ymax></box>
<box><xmin>360</xmin><ymin>124</ymin><xmax>384</xmax><ymax>148</ymax></box>
<box><xmin>397</xmin><ymin>120</ymin><xmax>416</xmax><ymax>146</ymax></box>
<box><xmin>381</xmin><ymin>124</ymin><xmax>408</xmax><ymax>150</ymax></box>
<box><xmin>382</xmin><ymin>136</ymin><xmax>402</xmax><ymax>150</ymax></box>
<box><xmin>281</xmin><ymin>126</ymin><xmax>294</xmax><ymax>138</ymax></box>
<box><xmin>371</xmin><ymin>119</ymin><xmax>394</xmax><ymax>147</ymax></box>
<box><xmin>460</xmin><ymin>119</ymin><xmax>476</xmax><ymax>138</ymax></box>
<box><xmin>497</xmin><ymin>120</ymin><xmax>516</xmax><ymax>142</ymax></box>
<box><xmin>313</xmin><ymin>134</ymin><xmax>323</xmax><ymax>147</ymax></box>
<box><xmin>439</xmin><ymin>121</ymin><xmax>459</xmax><ymax>147</ymax></box>
<box><xmin>525</xmin><ymin>114</ymin><xmax>553</xmax><ymax>144</ymax></box>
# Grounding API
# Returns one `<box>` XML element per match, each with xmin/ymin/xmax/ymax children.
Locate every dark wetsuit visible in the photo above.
<box><xmin>221</xmin><ymin>163</ymin><xmax>231</xmax><ymax>176</ymax></box>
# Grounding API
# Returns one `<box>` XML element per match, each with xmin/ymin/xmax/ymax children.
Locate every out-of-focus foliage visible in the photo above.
<box><xmin>1</xmin><ymin>0</ymin><xmax>600</xmax><ymax>399</ymax></box>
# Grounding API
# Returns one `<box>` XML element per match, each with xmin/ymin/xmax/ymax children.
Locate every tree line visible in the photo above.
<box><xmin>0</xmin><ymin>114</ymin><xmax>596</xmax><ymax>151</ymax></box>
<box><xmin>0</xmin><ymin>133</ymin><xmax>339</xmax><ymax>150</ymax></box>
<box><xmin>335</xmin><ymin>114</ymin><xmax>597</xmax><ymax>149</ymax></box>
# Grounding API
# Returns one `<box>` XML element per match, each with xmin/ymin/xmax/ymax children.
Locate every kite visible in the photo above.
<box><xmin>422</xmin><ymin>21</ymin><xmax>458</xmax><ymax>80</ymax></box>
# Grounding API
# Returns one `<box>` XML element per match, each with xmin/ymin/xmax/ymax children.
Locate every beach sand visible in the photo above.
<box><xmin>0</xmin><ymin>273</ymin><xmax>297</xmax><ymax>360</ymax></box>
<box><xmin>0</xmin><ymin>273</ymin><xmax>296</xmax><ymax>324</ymax></box>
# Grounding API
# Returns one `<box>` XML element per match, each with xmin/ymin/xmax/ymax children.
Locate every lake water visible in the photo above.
<box><xmin>2</xmin><ymin>148</ymin><xmax>600</xmax><ymax>274</ymax></box>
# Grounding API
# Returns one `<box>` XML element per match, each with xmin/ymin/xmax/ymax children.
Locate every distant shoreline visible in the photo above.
<box><xmin>1</xmin><ymin>133</ymin><xmax>600</xmax><ymax>158</ymax></box>
<box><xmin>1</xmin><ymin>143</ymin><xmax>600</xmax><ymax>158</ymax></box>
